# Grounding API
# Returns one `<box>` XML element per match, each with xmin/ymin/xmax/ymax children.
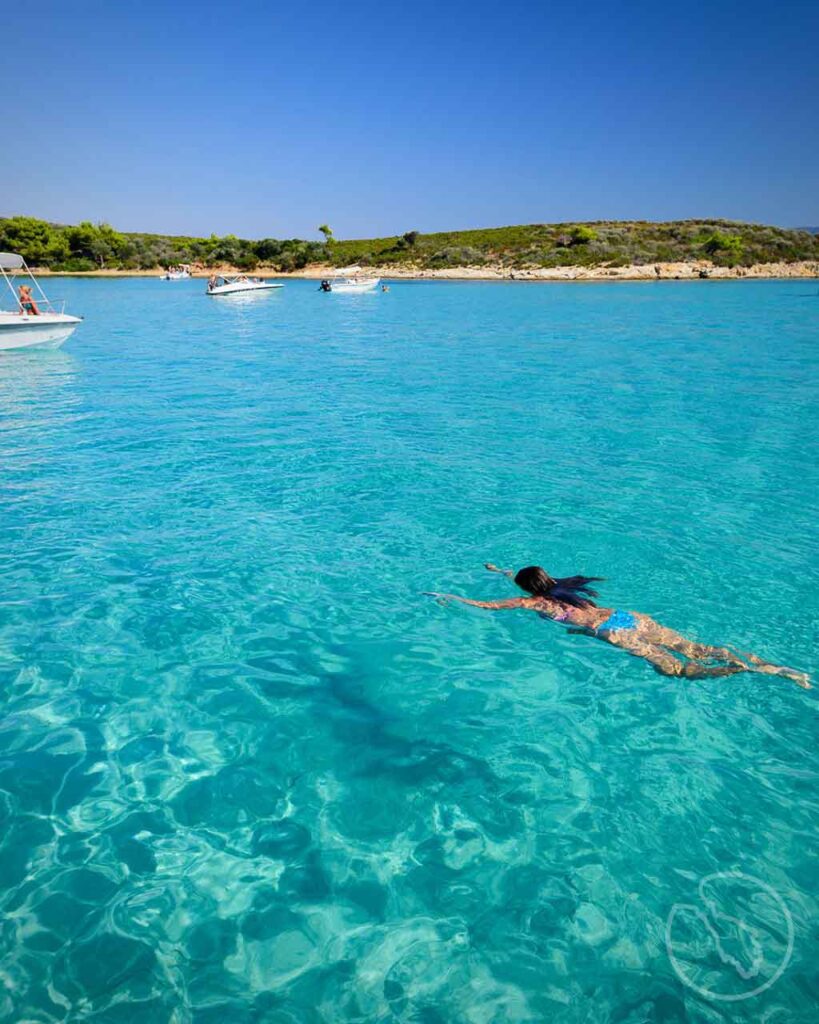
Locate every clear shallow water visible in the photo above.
<box><xmin>0</xmin><ymin>278</ymin><xmax>817</xmax><ymax>1022</ymax></box>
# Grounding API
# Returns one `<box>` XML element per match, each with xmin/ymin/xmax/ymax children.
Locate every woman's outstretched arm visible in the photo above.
<box><xmin>425</xmin><ymin>594</ymin><xmax>531</xmax><ymax>610</ymax></box>
<box><xmin>484</xmin><ymin>563</ymin><xmax>514</xmax><ymax>579</ymax></box>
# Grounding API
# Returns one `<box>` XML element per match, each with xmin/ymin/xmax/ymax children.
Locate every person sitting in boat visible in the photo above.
<box><xmin>18</xmin><ymin>285</ymin><xmax>40</xmax><ymax>315</ymax></box>
<box><xmin>427</xmin><ymin>563</ymin><xmax>810</xmax><ymax>687</ymax></box>
<box><xmin>319</xmin><ymin>279</ymin><xmax>332</xmax><ymax>292</ymax></box>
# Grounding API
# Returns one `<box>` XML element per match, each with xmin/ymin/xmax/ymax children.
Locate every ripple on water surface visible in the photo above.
<box><xmin>0</xmin><ymin>279</ymin><xmax>817</xmax><ymax>1022</ymax></box>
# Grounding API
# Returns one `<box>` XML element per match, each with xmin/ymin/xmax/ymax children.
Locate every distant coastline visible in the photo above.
<box><xmin>4</xmin><ymin>216</ymin><xmax>818</xmax><ymax>280</ymax></box>
<box><xmin>33</xmin><ymin>260</ymin><xmax>819</xmax><ymax>281</ymax></box>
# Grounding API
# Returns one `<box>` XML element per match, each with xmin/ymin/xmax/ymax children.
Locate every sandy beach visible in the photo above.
<box><xmin>32</xmin><ymin>260</ymin><xmax>819</xmax><ymax>281</ymax></box>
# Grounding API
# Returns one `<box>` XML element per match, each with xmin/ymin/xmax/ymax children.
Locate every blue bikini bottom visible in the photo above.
<box><xmin>597</xmin><ymin>610</ymin><xmax>637</xmax><ymax>633</ymax></box>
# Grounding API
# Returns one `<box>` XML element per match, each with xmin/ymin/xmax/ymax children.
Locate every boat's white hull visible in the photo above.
<box><xmin>0</xmin><ymin>313</ymin><xmax>81</xmax><ymax>351</ymax></box>
<box><xmin>208</xmin><ymin>282</ymin><xmax>283</xmax><ymax>296</ymax></box>
<box><xmin>162</xmin><ymin>272</ymin><xmax>190</xmax><ymax>280</ymax></box>
<box><xmin>331</xmin><ymin>278</ymin><xmax>381</xmax><ymax>294</ymax></box>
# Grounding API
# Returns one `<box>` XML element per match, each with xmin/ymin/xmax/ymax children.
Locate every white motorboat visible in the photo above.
<box><xmin>0</xmin><ymin>252</ymin><xmax>82</xmax><ymax>352</ymax></box>
<box><xmin>323</xmin><ymin>266</ymin><xmax>381</xmax><ymax>293</ymax></box>
<box><xmin>206</xmin><ymin>274</ymin><xmax>283</xmax><ymax>296</ymax></box>
<box><xmin>161</xmin><ymin>265</ymin><xmax>191</xmax><ymax>280</ymax></box>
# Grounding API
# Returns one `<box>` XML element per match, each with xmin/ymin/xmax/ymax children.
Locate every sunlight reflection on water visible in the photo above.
<box><xmin>0</xmin><ymin>278</ymin><xmax>817</xmax><ymax>1022</ymax></box>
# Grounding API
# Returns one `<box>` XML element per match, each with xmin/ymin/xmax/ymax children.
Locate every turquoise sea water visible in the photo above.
<box><xmin>1</xmin><ymin>278</ymin><xmax>817</xmax><ymax>1022</ymax></box>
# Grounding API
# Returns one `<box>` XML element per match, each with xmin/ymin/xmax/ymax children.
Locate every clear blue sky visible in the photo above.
<box><xmin>5</xmin><ymin>0</ymin><xmax>818</xmax><ymax>239</ymax></box>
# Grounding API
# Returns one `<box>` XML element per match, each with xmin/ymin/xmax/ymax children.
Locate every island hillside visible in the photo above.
<box><xmin>1</xmin><ymin>215</ymin><xmax>818</xmax><ymax>275</ymax></box>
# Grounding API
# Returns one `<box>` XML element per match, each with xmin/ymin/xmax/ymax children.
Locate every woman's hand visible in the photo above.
<box><xmin>485</xmin><ymin>563</ymin><xmax>513</xmax><ymax>578</ymax></box>
<box><xmin>423</xmin><ymin>591</ymin><xmax>453</xmax><ymax>606</ymax></box>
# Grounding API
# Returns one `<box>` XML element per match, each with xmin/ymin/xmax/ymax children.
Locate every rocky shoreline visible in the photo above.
<box><xmin>285</xmin><ymin>260</ymin><xmax>819</xmax><ymax>281</ymax></box>
<box><xmin>33</xmin><ymin>260</ymin><xmax>819</xmax><ymax>281</ymax></box>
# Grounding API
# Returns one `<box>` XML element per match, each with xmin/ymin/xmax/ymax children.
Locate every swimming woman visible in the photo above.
<box><xmin>427</xmin><ymin>564</ymin><xmax>810</xmax><ymax>688</ymax></box>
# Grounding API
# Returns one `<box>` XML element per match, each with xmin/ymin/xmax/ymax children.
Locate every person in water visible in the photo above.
<box><xmin>18</xmin><ymin>285</ymin><xmax>40</xmax><ymax>315</ymax></box>
<box><xmin>427</xmin><ymin>564</ymin><xmax>810</xmax><ymax>688</ymax></box>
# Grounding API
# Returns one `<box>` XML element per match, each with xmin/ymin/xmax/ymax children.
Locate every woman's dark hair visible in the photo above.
<box><xmin>514</xmin><ymin>565</ymin><xmax>604</xmax><ymax>608</ymax></box>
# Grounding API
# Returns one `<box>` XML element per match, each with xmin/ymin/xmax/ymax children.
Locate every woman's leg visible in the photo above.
<box><xmin>635</xmin><ymin>619</ymin><xmax>739</xmax><ymax>661</ymax></box>
<box><xmin>610</xmin><ymin>636</ymin><xmax>746</xmax><ymax>679</ymax></box>
<box><xmin>636</xmin><ymin>622</ymin><xmax>810</xmax><ymax>688</ymax></box>
<box><xmin>660</xmin><ymin>634</ymin><xmax>747</xmax><ymax>666</ymax></box>
<box><xmin>725</xmin><ymin>650</ymin><xmax>811</xmax><ymax>688</ymax></box>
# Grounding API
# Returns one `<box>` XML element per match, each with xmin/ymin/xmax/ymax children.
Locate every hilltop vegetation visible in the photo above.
<box><xmin>0</xmin><ymin>217</ymin><xmax>324</xmax><ymax>273</ymax></box>
<box><xmin>1</xmin><ymin>215</ymin><xmax>817</xmax><ymax>272</ymax></box>
<box><xmin>329</xmin><ymin>220</ymin><xmax>819</xmax><ymax>270</ymax></box>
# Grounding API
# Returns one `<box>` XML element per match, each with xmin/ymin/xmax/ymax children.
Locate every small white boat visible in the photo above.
<box><xmin>0</xmin><ymin>252</ymin><xmax>82</xmax><ymax>352</ymax></box>
<box><xmin>161</xmin><ymin>265</ymin><xmax>191</xmax><ymax>280</ymax></box>
<box><xmin>206</xmin><ymin>274</ymin><xmax>283</xmax><ymax>296</ymax></box>
<box><xmin>323</xmin><ymin>266</ymin><xmax>381</xmax><ymax>293</ymax></box>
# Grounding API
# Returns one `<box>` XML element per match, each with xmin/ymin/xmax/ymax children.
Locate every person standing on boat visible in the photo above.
<box><xmin>207</xmin><ymin>274</ymin><xmax>218</xmax><ymax>292</ymax></box>
<box><xmin>18</xmin><ymin>286</ymin><xmax>40</xmax><ymax>315</ymax></box>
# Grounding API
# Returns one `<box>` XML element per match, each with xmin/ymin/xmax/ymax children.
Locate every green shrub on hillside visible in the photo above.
<box><xmin>429</xmin><ymin>246</ymin><xmax>487</xmax><ymax>267</ymax></box>
<box><xmin>699</xmin><ymin>231</ymin><xmax>744</xmax><ymax>266</ymax></box>
<box><xmin>569</xmin><ymin>225</ymin><xmax>597</xmax><ymax>245</ymax></box>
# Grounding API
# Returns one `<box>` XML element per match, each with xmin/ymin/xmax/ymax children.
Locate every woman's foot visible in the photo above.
<box><xmin>753</xmin><ymin>664</ymin><xmax>811</xmax><ymax>689</ymax></box>
<box><xmin>780</xmin><ymin>668</ymin><xmax>811</xmax><ymax>689</ymax></box>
